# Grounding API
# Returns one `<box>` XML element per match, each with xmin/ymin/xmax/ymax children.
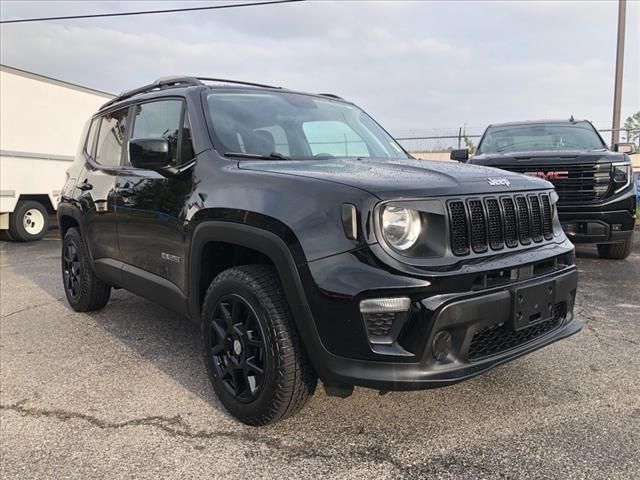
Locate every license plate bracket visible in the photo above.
<box><xmin>512</xmin><ymin>281</ymin><xmax>556</xmax><ymax>331</ymax></box>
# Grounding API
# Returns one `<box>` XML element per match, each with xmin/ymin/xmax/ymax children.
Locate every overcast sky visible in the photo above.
<box><xmin>1</xmin><ymin>0</ymin><xmax>638</xmax><ymax>138</ymax></box>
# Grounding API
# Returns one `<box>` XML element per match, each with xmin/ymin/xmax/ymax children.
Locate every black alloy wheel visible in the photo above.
<box><xmin>201</xmin><ymin>265</ymin><xmax>317</xmax><ymax>425</ymax></box>
<box><xmin>63</xmin><ymin>241</ymin><xmax>82</xmax><ymax>299</ymax></box>
<box><xmin>61</xmin><ymin>227</ymin><xmax>111</xmax><ymax>312</ymax></box>
<box><xmin>209</xmin><ymin>294</ymin><xmax>266</xmax><ymax>403</ymax></box>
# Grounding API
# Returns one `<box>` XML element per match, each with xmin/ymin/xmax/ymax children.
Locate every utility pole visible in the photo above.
<box><xmin>611</xmin><ymin>0</ymin><xmax>626</xmax><ymax>146</ymax></box>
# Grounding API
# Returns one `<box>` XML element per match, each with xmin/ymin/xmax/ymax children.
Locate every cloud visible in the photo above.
<box><xmin>1</xmin><ymin>0</ymin><xmax>637</xmax><ymax>138</ymax></box>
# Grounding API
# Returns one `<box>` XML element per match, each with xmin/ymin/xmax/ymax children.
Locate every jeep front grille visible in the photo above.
<box><xmin>447</xmin><ymin>193</ymin><xmax>554</xmax><ymax>256</ymax></box>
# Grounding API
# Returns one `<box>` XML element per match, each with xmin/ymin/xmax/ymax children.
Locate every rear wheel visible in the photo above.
<box><xmin>8</xmin><ymin>200</ymin><xmax>49</xmax><ymax>241</ymax></box>
<box><xmin>597</xmin><ymin>232</ymin><xmax>634</xmax><ymax>260</ymax></box>
<box><xmin>62</xmin><ymin>227</ymin><xmax>111</xmax><ymax>311</ymax></box>
<box><xmin>201</xmin><ymin>265</ymin><xmax>317</xmax><ymax>425</ymax></box>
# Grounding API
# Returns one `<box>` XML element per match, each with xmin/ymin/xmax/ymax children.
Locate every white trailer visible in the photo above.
<box><xmin>0</xmin><ymin>65</ymin><xmax>113</xmax><ymax>241</ymax></box>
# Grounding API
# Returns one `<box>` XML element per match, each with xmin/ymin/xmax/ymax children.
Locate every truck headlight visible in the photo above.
<box><xmin>612</xmin><ymin>162</ymin><xmax>631</xmax><ymax>193</ymax></box>
<box><xmin>381</xmin><ymin>206</ymin><xmax>421</xmax><ymax>250</ymax></box>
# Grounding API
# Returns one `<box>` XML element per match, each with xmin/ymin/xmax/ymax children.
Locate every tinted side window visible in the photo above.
<box><xmin>84</xmin><ymin>118</ymin><xmax>99</xmax><ymax>157</ymax></box>
<box><xmin>131</xmin><ymin>100</ymin><xmax>194</xmax><ymax>165</ymax></box>
<box><xmin>95</xmin><ymin>108</ymin><xmax>129</xmax><ymax>167</ymax></box>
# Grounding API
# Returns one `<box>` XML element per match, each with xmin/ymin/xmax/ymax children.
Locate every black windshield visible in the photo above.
<box><xmin>477</xmin><ymin>122</ymin><xmax>606</xmax><ymax>154</ymax></box>
<box><xmin>206</xmin><ymin>90</ymin><xmax>408</xmax><ymax>160</ymax></box>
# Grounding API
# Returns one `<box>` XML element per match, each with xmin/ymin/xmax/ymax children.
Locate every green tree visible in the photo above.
<box><xmin>623</xmin><ymin>111</ymin><xmax>640</xmax><ymax>143</ymax></box>
<box><xmin>463</xmin><ymin>129</ymin><xmax>476</xmax><ymax>154</ymax></box>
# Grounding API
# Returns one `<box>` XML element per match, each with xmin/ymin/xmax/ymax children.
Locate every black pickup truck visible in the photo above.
<box><xmin>58</xmin><ymin>78</ymin><xmax>580</xmax><ymax>425</ymax></box>
<box><xmin>452</xmin><ymin>119</ymin><xmax>637</xmax><ymax>259</ymax></box>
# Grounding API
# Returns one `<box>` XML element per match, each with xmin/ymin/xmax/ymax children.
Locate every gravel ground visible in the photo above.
<box><xmin>1</xmin><ymin>230</ymin><xmax>639</xmax><ymax>479</ymax></box>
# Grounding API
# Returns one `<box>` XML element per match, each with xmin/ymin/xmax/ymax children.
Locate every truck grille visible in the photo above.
<box><xmin>448</xmin><ymin>193</ymin><xmax>554</xmax><ymax>256</ymax></box>
<box><xmin>497</xmin><ymin>163</ymin><xmax>611</xmax><ymax>204</ymax></box>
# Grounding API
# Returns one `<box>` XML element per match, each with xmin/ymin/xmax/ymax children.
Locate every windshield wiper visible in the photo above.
<box><xmin>225</xmin><ymin>151</ymin><xmax>289</xmax><ymax>160</ymax></box>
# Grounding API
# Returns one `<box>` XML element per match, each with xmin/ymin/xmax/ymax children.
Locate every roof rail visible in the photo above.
<box><xmin>196</xmin><ymin>77</ymin><xmax>281</xmax><ymax>89</ymax></box>
<box><xmin>99</xmin><ymin>76</ymin><xmax>204</xmax><ymax>110</ymax></box>
<box><xmin>99</xmin><ymin>75</ymin><xmax>283</xmax><ymax>111</ymax></box>
<box><xmin>318</xmin><ymin>93</ymin><xmax>344</xmax><ymax>100</ymax></box>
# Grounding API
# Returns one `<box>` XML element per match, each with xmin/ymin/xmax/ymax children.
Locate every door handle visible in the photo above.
<box><xmin>76</xmin><ymin>181</ymin><xmax>93</xmax><ymax>191</ymax></box>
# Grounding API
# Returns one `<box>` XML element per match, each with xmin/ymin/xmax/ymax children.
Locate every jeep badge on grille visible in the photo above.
<box><xmin>487</xmin><ymin>178</ymin><xmax>511</xmax><ymax>187</ymax></box>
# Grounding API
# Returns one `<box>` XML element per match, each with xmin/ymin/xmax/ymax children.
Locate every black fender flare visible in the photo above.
<box><xmin>188</xmin><ymin>221</ymin><xmax>333</xmax><ymax>378</ymax></box>
<box><xmin>56</xmin><ymin>203</ymin><xmax>94</xmax><ymax>260</ymax></box>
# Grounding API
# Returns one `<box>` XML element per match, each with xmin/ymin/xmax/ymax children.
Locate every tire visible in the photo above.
<box><xmin>8</xmin><ymin>200</ymin><xmax>49</xmax><ymax>241</ymax></box>
<box><xmin>61</xmin><ymin>227</ymin><xmax>111</xmax><ymax>311</ymax></box>
<box><xmin>597</xmin><ymin>232</ymin><xmax>634</xmax><ymax>260</ymax></box>
<box><xmin>201</xmin><ymin>264</ymin><xmax>317</xmax><ymax>425</ymax></box>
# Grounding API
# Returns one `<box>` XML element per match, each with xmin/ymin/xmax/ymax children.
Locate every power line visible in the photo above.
<box><xmin>0</xmin><ymin>0</ymin><xmax>303</xmax><ymax>24</ymax></box>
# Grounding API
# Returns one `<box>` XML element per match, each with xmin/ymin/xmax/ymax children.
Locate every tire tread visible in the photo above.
<box><xmin>63</xmin><ymin>228</ymin><xmax>111</xmax><ymax>311</ymax></box>
<box><xmin>597</xmin><ymin>233</ymin><xmax>634</xmax><ymax>260</ymax></box>
<box><xmin>203</xmin><ymin>264</ymin><xmax>316</xmax><ymax>425</ymax></box>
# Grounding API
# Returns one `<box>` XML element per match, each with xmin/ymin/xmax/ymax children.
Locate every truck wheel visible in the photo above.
<box><xmin>201</xmin><ymin>265</ymin><xmax>317</xmax><ymax>425</ymax></box>
<box><xmin>597</xmin><ymin>233</ymin><xmax>634</xmax><ymax>260</ymax></box>
<box><xmin>62</xmin><ymin>227</ymin><xmax>111</xmax><ymax>311</ymax></box>
<box><xmin>8</xmin><ymin>200</ymin><xmax>49</xmax><ymax>241</ymax></box>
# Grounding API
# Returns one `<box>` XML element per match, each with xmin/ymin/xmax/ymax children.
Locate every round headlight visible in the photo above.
<box><xmin>381</xmin><ymin>206</ymin><xmax>421</xmax><ymax>251</ymax></box>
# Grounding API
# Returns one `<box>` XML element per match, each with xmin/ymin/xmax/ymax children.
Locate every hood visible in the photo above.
<box><xmin>238</xmin><ymin>157</ymin><xmax>551</xmax><ymax>199</ymax></box>
<box><xmin>470</xmin><ymin>148</ymin><xmax>625</xmax><ymax>166</ymax></box>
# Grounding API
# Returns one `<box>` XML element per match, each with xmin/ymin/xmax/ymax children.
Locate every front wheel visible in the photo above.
<box><xmin>201</xmin><ymin>265</ymin><xmax>317</xmax><ymax>425</ymax></box>
<box><xmin>597</xmin><ymin>232</ymin><xmax>634</xmax><ymax>259</ymax></box>
<box><xmin>8</xmin><ymin>200</ymin><xmax>49</xmax><ymax>241</ymax></box>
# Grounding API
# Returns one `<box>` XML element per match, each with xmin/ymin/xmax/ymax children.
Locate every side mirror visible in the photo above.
<box><xmin>450</xmin><ymin>149</ymin><xmax>469</xmax><ymax>162</ymax></box>
<box><xmin>129</xmin><ymin>138</ymin><xmax>171</xmax><ymax>170</ymax></box>
<box><xmin>613</xmin><ymin>143</ymin><xmax>637</xmax><ymax>154</ymax></box>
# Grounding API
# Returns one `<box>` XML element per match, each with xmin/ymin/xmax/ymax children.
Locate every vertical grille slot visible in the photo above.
<box><xmin>529</xmin><ymin>195</ymin><xmax>543</xmax><ymax>242</ymax></box>
<box><xmin>448</xmin><ymin>201</ymin><xmax>469</xmax><ymax>256</ymax></box>
<box><xmin>468</xmin><ymin>200</ymin><xmax>488</xmax><ymax>253</ymax></box>
<box><xmin>501</xmin><ymin>197</ymin><xmax>518</xmax><ymax>247</ymax></box>
<box><xmin>485</xmin><ymin>198</ymin><xmax>504</xmax><ymax>250</ymax></box>
<box><xmin>515</xmin><ymin>196</ymin><xmax>531</xmax><ymax>244</ymax></box>
<box><xmin>540</xmin><ymin>194</ymin><xmax>553</xmax><ymax>240</ymax></box>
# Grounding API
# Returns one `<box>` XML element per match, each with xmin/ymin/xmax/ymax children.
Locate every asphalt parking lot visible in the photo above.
<box><xmin>1</xmin><ymin>230</ymin><xmax>639</xmax><ymax>479</ymax></box>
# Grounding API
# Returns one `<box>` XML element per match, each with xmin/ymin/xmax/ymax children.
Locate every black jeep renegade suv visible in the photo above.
<box><xmin>58</xmin><ymin>77</ymin><xmax>580</xmax><ymax>425</ymax></box>
<box><xmin>452</xmin><ymin>119</ymin><xmax>637</xmax><ymax>259</ymax></box>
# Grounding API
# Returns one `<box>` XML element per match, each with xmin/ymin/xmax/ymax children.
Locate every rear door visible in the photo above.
<box><xmin>78</xmin><ymin>108</ymin><xmax>130</xmax><ymax>261</ymax></box>
<box><xmin>114</xmin><ymin>98</ymin><xmax>196</xmax><ymax>291</ymax></box>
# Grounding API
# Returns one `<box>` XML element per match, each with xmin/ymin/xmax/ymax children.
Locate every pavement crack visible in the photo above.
<box><xmin>576</xmin><ymin>307</ymin><xmax>638</xmax><ymax>347</ymax></box>
<box><xmin>0</xmin><ymin>400</ymin><xmax>334</xmax><ymax>462</ymax></box>
<box><xmin>1</xmin><ymin>297</ymin><xmax>65</xmax><ymax>319</ymax></box>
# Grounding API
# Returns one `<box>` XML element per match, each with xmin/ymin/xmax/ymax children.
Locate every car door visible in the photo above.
<box><xmin>114</xmin><ymin>98</ymin><xmax>196</xmax><ymax>292</ymax></box>
<box><xmin>78</xmin><ymin>108</ymin><xmax>129</xmax><ymax>262</ymax></box>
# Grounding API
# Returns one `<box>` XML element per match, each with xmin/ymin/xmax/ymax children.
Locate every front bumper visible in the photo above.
<box><xmin>298</xmin><ymin>242</ymin><xmax>580</xmax><ymax>391</ymax></box>
<box><xmin>557</xmin><ymin>188</ymin><xmax>636</xmax><ymax>244</ymax></box>
<box><xmin>313</xmin><ymin>269</ymin><xmax>578</xmax><ymax>390</ymax></box>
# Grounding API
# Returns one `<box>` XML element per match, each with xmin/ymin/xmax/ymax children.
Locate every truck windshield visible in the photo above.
<box><xmin>477</xmin><ymin>122</ymin><xmax>606</xmax><ymax>154</ymax></box>
<box><xmin>206</xmin><ymin>90</ymin><xmax>408</xmax><ymax>160</ymax></box>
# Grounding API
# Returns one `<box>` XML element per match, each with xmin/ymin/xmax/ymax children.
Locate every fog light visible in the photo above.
<box><xmin>432</xmin><ymin>330</ymin><xmax>452</xmax><ymax>361</ymax></box>
<box><xmin>359</xmin><ymin>297</ymin><xmax>410</xmax><ymax>314</ymax></box>
<box><xmin>562</xmin><ymin>223</ymin><xmax>578</xmax><ymax>235</ymax></box>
